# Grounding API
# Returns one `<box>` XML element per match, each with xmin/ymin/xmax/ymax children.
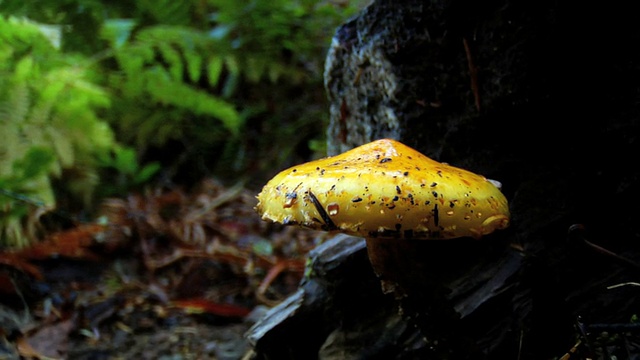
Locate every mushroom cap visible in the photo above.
<box><xmin>256</xmin><ymin>139</ymin><xmax>509</xmax><ymax>239</ymax></box>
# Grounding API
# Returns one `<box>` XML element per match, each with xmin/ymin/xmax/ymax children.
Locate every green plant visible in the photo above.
<box><xmin>102</xmin><ymin>23</ymin><xmax>243</xmax><ymax>151</ymax></box>
<box><xmin>199</xmin><ymin>0</ymin><xmax>360</xmax><ymax>180</ymax></box>
<box><xmin>96</xmin><ymin>146</ymin><xmax>161</xmax><ymax>196</ymax></box>
<box><xmin>210</xmin><ymin>0</ymin><xmax>357</xmax><ymax>82</ymax></box>
<box><xmin>0</xmin><ymin>0</ymin><xmax>362</xmax><ymax>246</ymax></box>
<box><xmin>3</xmin><ymin>0</ymin><xmax>361</xmax><ymax>177</ymax></box>
<box><xmin>0</xmin><ymin>16</ymin><xmax>116</xmax><ymax>247</ymax></box>
<box><xmin>0</xmin><ymin>148</ymin><xmax>55</xmax><ymax>246</ymax></box>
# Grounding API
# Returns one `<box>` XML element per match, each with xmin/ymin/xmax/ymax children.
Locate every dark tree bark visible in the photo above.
<box><xmin>248</xmin><ymin>0</ymin><xmax>640</xmax><ymax>358</ymax></box>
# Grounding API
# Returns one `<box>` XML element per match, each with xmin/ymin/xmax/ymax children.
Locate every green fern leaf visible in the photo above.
<box><xmin>45</xmin><ymin>126</ymin><xmax>74</xmax><ymax>168</ymax></box>
<box><xmin>185</xmin><ymin>49</ymin><xmax>203</xmax><ymax>83</ymax></box>
<box><xmin>145</xmin><ymin>67</ymin><xmax>241</xmax><ymax>135</ymax></box>
<box><xmin>100</xmin><ymin>19</ymin><xmax>137</xmax><ymax>50</ymax></box>
<box><xmin>139</xmin><ymin>0</ymin><xmax>192</xmax><ymax>25</ymax></box>
<box><xmin>206</xmin><ymin>56</ymin><xmax>223</xmax><ymax>86</ymax></box>
<box><xmin>158</xmin><ymin>42</ymin><xmax>183</xmax><ymax>81</ymax></box>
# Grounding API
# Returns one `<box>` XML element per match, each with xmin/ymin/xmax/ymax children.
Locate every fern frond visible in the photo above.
<box><xmin>145</xmin><ymin>66</ymin><xmax>241</xmax><ymax>134</ymax></box>
<box><xmin>138</xmin><ymin>0</ymin><xmax>193</xmax><ymax>26</ymax></box>
<box><xmin>157</xmin><ymin>42</ymin><xmax>184</xmax><ymax>81</ymax></box>
<box><xmin>0</xmin><ymin>16</ymin><xmax>118</xmax><ymax>247</ymax></box>
<box><xmin>0</xmin><ymin>79</ymin><xmax>30</xmax><ymax>176</ymax></box>
<box><xmin>6</xmin><ymin>75</ymin><xmax>31</xmax><ymax>125</ymax></box>
<box><xmin>106</xmin><ymin>24</ymin><xmax>241</xmax><ymax>151</ymax></box>
<box><xmin>185</xmin><ymin>48</ymin><xmax>203</xmax><ymax>83</ymax></box>
<box><xmin>206</xmin><ymin>56</ymin><xmax>224</xmax><ymax>86</ymax></box>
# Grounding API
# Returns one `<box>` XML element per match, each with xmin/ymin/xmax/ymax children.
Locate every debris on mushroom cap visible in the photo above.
<box><xmin>255</xmin><ymin>139</ymin><xmax>509</xmax><ymax>239</ymax></box>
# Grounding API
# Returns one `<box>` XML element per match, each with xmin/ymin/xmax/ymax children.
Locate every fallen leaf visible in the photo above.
<box><xmin>172</xmin><ymin>298</ymin><xmax>251</xmax><ymax>318</ymax></box>
<box><xmin>25</xmin><ymin>319</ymin><xmax>75</xmax><ymax>359</ymax></box>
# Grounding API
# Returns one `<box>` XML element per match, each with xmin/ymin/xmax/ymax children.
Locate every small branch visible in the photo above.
<box><xmin>607</xmin><ymin>282</ymin><xmax>640</xmax><ymax>289</ymax></box>
<box><xmin>568</xmin><ymin>224</ymin><xmax>640</xmax><ymax>271</ymax></box>
<box><xmin>463</xmin><ymin>37</ymin><xmax>480</xmax><ymax>112</ymax></box>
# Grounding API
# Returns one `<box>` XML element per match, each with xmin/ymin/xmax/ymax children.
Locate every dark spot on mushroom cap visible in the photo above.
<box><xmin>433</xmin><ymin>204</ymin><xmax>440</xmax><ymax>226</ymax></box>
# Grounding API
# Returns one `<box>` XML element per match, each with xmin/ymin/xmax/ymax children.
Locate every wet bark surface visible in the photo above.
<box><xmin>249</xmin><ymin>0</ymin><xmax>640</xmax><ymax>358</ymax></box>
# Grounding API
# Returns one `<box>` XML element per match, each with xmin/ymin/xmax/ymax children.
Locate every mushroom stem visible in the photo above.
<box><xmin>364</xmin><ymin>236</ymin><xmax>464</xmax><ymax>351</ymax></box>
<box><xmin>365</xmin><ymin>237</ymin><xmax>452</xmax><ymax>298</ymax></box>
<box><xmin>365</xmin><ymin>237</ymin><xmax>415</xmax><ymax>296</ymax></box>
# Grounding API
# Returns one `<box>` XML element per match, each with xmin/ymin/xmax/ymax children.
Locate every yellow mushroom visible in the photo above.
<box><xmin>256</xmin><ymin>139</ymin><xmax>509</xmax><ymax>240</ymax></box>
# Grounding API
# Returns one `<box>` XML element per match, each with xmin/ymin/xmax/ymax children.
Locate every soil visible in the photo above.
<box><xmin>0</xmin><ymin>179</ymin><xmax>324</xmax><ymax>360</ymax></box>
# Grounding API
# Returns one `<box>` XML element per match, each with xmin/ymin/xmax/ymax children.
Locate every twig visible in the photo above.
<box><xmin>463</xmin><ymin>37</ymin><xmax>480</xmax><ymax>112</ymax></box>
<box><xmin>517</xmin><ymin>328</ymin><xmax>524</xmax><ymax>360</ymax></box>
<box><xmin>558</xmin><ymin>339</ymin><xmax>581</xmax><ymax>360</ymax></box>
<box><xmin>0</xmin><ymin>188</ymin><xmax>46</xmax><ymax>207</ymax></box>
<box><xmin>568</xmin><ymin>224</ymin><xmax>640</xmax><ymax>271</ymax></box>
<box><xmin>185</xmin><ymin>182</ymin><xmax>245</xmax><ymax>221</ymax></box>
<box><xmin>607</xmin><ymin>282</ymin><xmax>640</xmax><ymax>290</ymax></box>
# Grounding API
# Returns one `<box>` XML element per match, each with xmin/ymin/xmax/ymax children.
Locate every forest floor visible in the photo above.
<box><xmin>0</xmin><ymin>179</ymin><xmax>326</xmax><ymax>359</ymax></box>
